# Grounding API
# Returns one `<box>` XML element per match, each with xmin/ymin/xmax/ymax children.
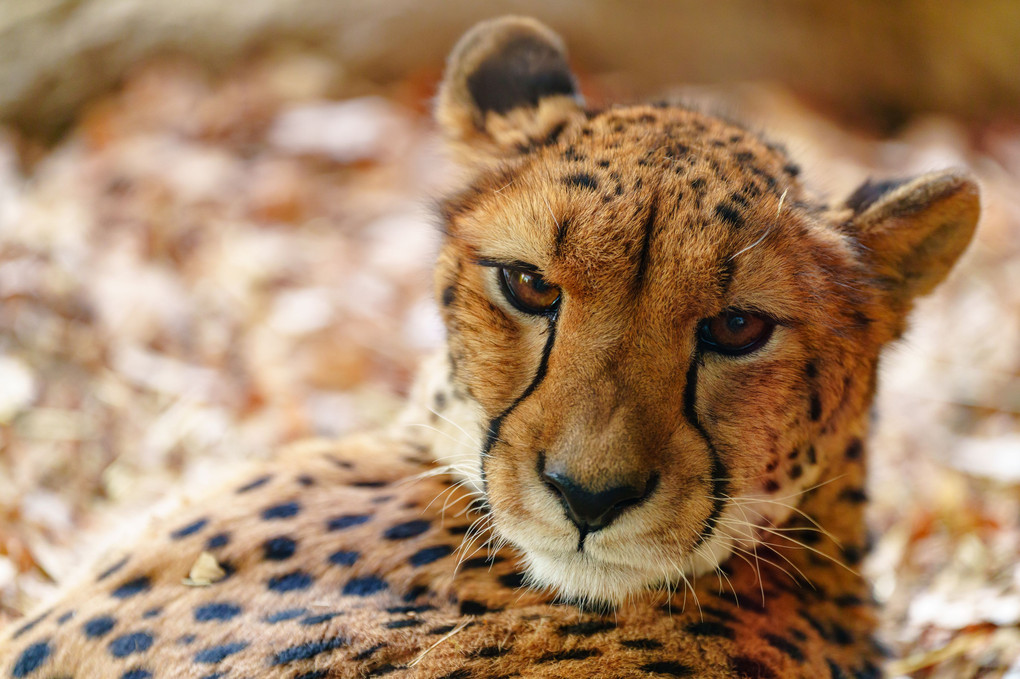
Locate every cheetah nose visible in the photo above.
<box><xmin>541</xmin><ymin>470</ymin><xmax>659</xmax><ymax>532</ymax></box>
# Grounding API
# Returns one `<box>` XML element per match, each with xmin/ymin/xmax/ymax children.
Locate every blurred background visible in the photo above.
<box><xmin>0</xmin><ymin>2</ymin><xmax>1018</xmax><ymax>677</ymax></box>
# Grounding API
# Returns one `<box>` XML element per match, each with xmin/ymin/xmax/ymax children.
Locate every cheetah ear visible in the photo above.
<box><xmin>845</xmin><ymin>169</ymin><xmax>979</xmax><ymax>310</ymax></box>
<box><xmin>436</xmin><ymin>16</ymin><xmax>584</xmax><ymax>166</ymax></box>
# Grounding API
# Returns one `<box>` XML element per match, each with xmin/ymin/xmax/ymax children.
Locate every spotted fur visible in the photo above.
<box><xmin>1</xmin><ymin>15</ymin><xmax>979</xmax><ymax>679</ymax></box>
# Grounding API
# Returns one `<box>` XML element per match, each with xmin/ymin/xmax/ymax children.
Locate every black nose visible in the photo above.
<box><xmin>541</xmin><ymin>470</ymin><xmax>658</xmax><ymax>532</ymax></box>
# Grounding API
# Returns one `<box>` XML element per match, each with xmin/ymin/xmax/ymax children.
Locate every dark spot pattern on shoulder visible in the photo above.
<box><xmin>686</xmin><ymin>620</ymin><xmax>735</xmax><ymax>639</ymax></box>
<box><xmin>538</xmin><ymin>648</ymin><xmax>600</xmax><ymax>662</ymax></box>
<box><xmin>108</xmin><ymin>631</ymin><xmax>154</xmax><ymax>658</ymax></box>
<box><xmin>236</xmin><ymin>475</ymin><xmax>272</xmax><ymax>493</ymax></box>
<box><xmin>169</xmin><ymin>518</ymin><xmax>208</xmax><ymax>539</ymax></box>
<box><xmin>343</xmin><ymin>576</ymin><xmax>389</xmax><ymax>597</ymax></box>
<box><xmin>112</xmin><ymin>577</ymin><xmax>151</xmax><ymax>599</ymax></box>
<box><xmin>408</xmin><ymin>545</ymin><xmax>454</xmax><ymax>566</ymax></box>
<box><xmin>267</xmin><ymin>571</ymin><xmax>314</xmax><ymax>593</ymax></box>
<box><xmin>621</xmin><ymin>638</ymin><xmax>663</xmax><ymax>650</ymax></box>
<box><xmin>263</xmin><ymin>536</ymin><xmax>297</xmax><ymax>561</ymax></box>
<box><xmin>384</xmin><ymin>519</ymin><xmax>430</xmax><ymax>540</ymax></box>
<box><xmin>194</xmin><ymin>602</ymin><xmax>242</xmax><ymax>622</ymax></box>
<box><xmin>328</xmin><ymin>513</ymin><xmax>371</xmax><ymax>531</ymax></box>
<box><xmin>557</xmin><ymin>620</ymin><xmax>616</xmax><ymax>636</ymax></box>
<box><xmin>194</xmin><ymin>642</ymin><xmax>248</xmax><ymax>664</ymax></box>
<box><xmin>205</xmin><ymin>532</ymin><xmax>230</xmax><ymax>549</ymax></box>
<box><xmin>329</xmin><ymin>549</ymin><xmax>360</xmax><ymax>566</ymax></box>
<box><xmin>563</xmin><ymin>173</ymin><xmax>599</xmax><ymax>191</ymax></box>
<box><xmin>261</xmin><ymin>501</ymin><xmax>300</xmax><ymax>520</ymax></box>
<box><xmin>11</xmin><ymin>640</ymin><xmax>52</xmax><ymax>678</ymax></box>
<box><xmin>271</xmin><ymin>636</ymin><xmax>348</xmax><ymax>665</ymax></box>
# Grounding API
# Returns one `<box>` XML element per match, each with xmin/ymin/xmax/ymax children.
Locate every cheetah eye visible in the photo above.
<box><xmin>499</xmin><ymin>266</ymin><xmax>561</xmax><ymax>315</ymax></box>
<box><xmin>698</xmin><ymin>309</ymin><xmax>774</xmax><ymax>356</ymax></box>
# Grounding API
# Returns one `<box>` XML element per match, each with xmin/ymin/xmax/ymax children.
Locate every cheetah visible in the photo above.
<box><xmin>1</xmin><ymin>15</ymin><xmax>980</xmax><ymax>679</ymax></box>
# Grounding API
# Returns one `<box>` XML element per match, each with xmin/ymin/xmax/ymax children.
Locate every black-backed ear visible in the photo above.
<box><xmin>436</xmin><ymin>16</ymin><xmax>584</xmax><ymax>165</ymax></box>
<box><xmin>845</xmin><ymin>169</ymin><xmax>979</xmax><ymax>311</ymax></box>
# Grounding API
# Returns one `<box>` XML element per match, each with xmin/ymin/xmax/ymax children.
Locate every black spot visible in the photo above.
<box><xmin>343</xmin><ymin>576</ymin><xmax>388</xmax><ymax>597</ymax></box>
<box><xmin>264</xmin><ymin>608</ymin><xmax>307</xmax><ymax>623</ymax></box>
<box><xmin>428</xmin><ymin>624</ymin><xmax>457</xmax><ymax>635</ymax></box>
<box><xmin>734</xmin><ymin>151</ymin><xmax>755</xmax><ymax>163</ymax></box>
<box><xmin>96</xmin><ymin>556</ymin><xmax>129</xmax><ymax>581</ymax></box>
<box><xmin>827</xmin><ymin>659</ymin><xmax>848</xmax><ymax>679</ymax></box>
<box><xmin>732</xmin><ymin>655</ymin><xmax>778</xmax><ymax>679</ymax></box>
<box><xmin>386</xmin><ymin>605</ymin><xmax>435</xmax><ymax>614</ymax></box>
<box><xmin>83</xmin><ymin>616</ymin><xmax>116</xmax><ymax>638</ymax></box>
<box><xmin>261</xmin><ymin>501</ymin><xmax>300</xmax><ymax>520</ymax></box>
<box><xmin>263</xmin><ymin>536</ymin><xmax>297</xmax><ymax>561</ymax></box>
<box><xmin>178</xmin><ymin>634</ymin><xmax>197</xmax><ymax>645</ymax></box>
<box><xmin>622</xmin><ymin>638</ymin><xmax>663</xmax><ymax>650</ymax></box>
<box><xmin>142</xmin><ymin>608</ymin><xmax>161</xmax><ymax>619</ymax></box>
<box><xmin>352</xmin><ymin>480</ymin><xmax>389</xmax><ymax>488</ymax></box>
<box><xmin>538</xmin><ymin>648</ymin><xmax>599</xmax><ymax>662</ymax></box>
<box><xmin>840</xmin><ymin>488</ymin><xmax>869</xmax><ymax>504</ymax></box>
<box><xmin>498</xmin><ymin>572</ymin><xmax>525</xmax><ymax>589</ymax></box>
<box><xmin>366</xmin><ymin>665</ymin><xmax>400</xmax><ymax>677</ymax></box>
<box><xmin>690</xmin><ymin>177</ymin><xmax>707</xmax><ymax>193</ymax></box>
<box><xmin>194</xmin><ymin>642</ymin><xmax>248</xmax><ymax>664</ymax></box>
<box><xmin>845</xmin><ymin>439</ymin><xmax>863</xmax><ymax>460</ymax></box>
<box><xmin>112</xmin><ymin>576</ymin><xmax>150</xmax><ymax>599</ymax></box>
<box><xmin>790</xmin><ymin>464</ymin><xmax>803</xmax><ymax>480</ymax></box>
<box><xmin>12</xmin><ymin>611</ymin><xmax>49</xmax><ymax>639</ymax></box>
<box><xmin>236</xmin><ymin>475</ymin><xmax>272</xmax><ymax>493</ymax></box>
<box><xmin>639</xmin><ymin>661</ymin><xmax>694</xmax><ymax>676</ymax></box>
<box><xmin>352</xmin><ymin>643</ymin><xmax>386</xmax><ymax>661</ymax></box>
<box><xmin>441</xmin><ymin>285</ymin><xmax>455</xmax><ymax>307</ymax></box>
<box><xmin>810</xmin><ymin>393</ymin><xmax>823</xmax><ymax>421</ymax></box>
<box><xmin>11</xmin><ymin>640</ymin><xmax>51</xmax><ymax>677</ymax></box>
<box><xmin>329</xmin><ymin>550</ymin><xmax>360</xmax><ymax>566</ymax></box>
<box><xmin>702</xmin><ymin>605</ymin><xmax>738</xmax><ymax>623</ymax></box>
<box><xmin>763</xmin><ymin>479</ymin><xmax>780</xmax><ymax>493</ymax></box>
<box><xmin>327</xmin><ymin>514</ymin><xmax>371</xmax><ymax>531</ymax></box>
<box><xmin>853</xmin><ymin>661</ymin><xmax>882</xmax><ymax>679</ymax></box>
<box><xmin>557</xmin><ymin>620</ymin><xmax>616</xmax><ymax>636</ymax></box>
<box><xmin>194</xmin><ymin>602</ymin><xmax>242</xmax><ymax>622</ymax></box>
<box><xmin>563</xmin><ymin>173</ymin><xmax>599</xmax><ymax>191</ymax></box>
<box><xmin>465</xmin><ymin>35</ymin><xmax>576</xmax><ymax>115</ymax></box>
<box><xmin>436</xmin><ymin>671</ymin><xmax>472</xmax><ymax>679</ymax></box>
<box><xmin>170</xmin><ymin>518</ymin><xmax>208</xmax><ymax>539</ymax></box>
<box><xmin>109</xmin><ymin>631</ymin><xmax>154</xmax><ymax>658</ymax></box>
<box><xmin>715</xmin><ymin>202</ymin><xmax>744</xmax><ymax>229</ymax></box>
<box><xmin>807</xmin><ymin>445</ymin><xmax>818</xmax><ymax>465</ymax></box>
<box><xmin>763</xmin><ymin>633</ymin><xmax>804</xmax><ymax>662</ymax></box>
<box><xmin>784</xmin><ymin>162</ymin><xmax>801</xmax><ymax>177</ymax></box>
<box><xmin>384</xmin><ymin>519</ymin><xmax>430</xmax><ymax>540</ymax></box>
<box><xmin>120</xmin><ymin>670</ymin><xmax>152</xmax><ymax>679</ymax></box>
<box><xmin>267</xmin><ymin>571</ymin><xmax>313</xmax><ymax>592</ymax></box>
<box><xmin>205</xmin><ymin>532</ymin><xmax>230</xmax><ymax>549</ymax></box>
<box><xmin>825</xmin><ymin>622</ymin><xmax>854</xmax><ymax>646</ymax></box>
<box><xmin>686</xmin><ymin>620</ymin><xmax>735</xmax><ymax>639</ymax></box>
<box><xmin>596</xmin><ymin>159</ymin><xmax>611</xmax><ymax>168</ymax></box>
<box><xmin>403</xmin><ymin>584</ymin><xmax>429</xmax><ymax>601</ymax></box>
<box><xmin>302</xmin><ymin>613</ymin><xmax>341</xmax><ymax>625</ymax></box>
<box><xmin>385</xmin><ymin>619</ymin><xmax>422</xmax><ymax>629</ymax></box>
<box><xmin>460</xmin><ymin>555</ymin><xmax>504</xmax><ymax>570</ymax></box>
<box><xmin>409</xmin><ymin>545</ymin><xmax>453</xmax><ymax>566</ymax></box>
<box><xmin>271</xmin><ymin>636</ymin><xmax>348</xmax><ymax>665</ymax></box>
<box><xmin>459</xmin><ymin>600</ymin><xmax>492</xmax><ymax>616</ymax></box>
<box><xmin>297</xmin><ymin>474</ymin><xmax>316</xmax><ymax>486</ymax></box>
<box><xmin>56</xmin><ymin>611</ymin><xmax>74</xmax><ymax>625</ymax></box>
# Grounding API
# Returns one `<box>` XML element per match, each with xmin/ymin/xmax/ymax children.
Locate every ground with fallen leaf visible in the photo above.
<box><xmin>0</xmin><ymin>55</ymin><xmax>1017</xmax><ymax>678</ymax></box>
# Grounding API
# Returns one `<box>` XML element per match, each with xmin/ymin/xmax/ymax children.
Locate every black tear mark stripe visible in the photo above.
<box><xmin>480</xmin><ymin>315</ymin><xmax>560</xmax><ymax>490</ymax></box>
<box><xmin>683</xmin><ymin>358</ymin><xmax>729</xmax><ymax>550</ymax></box>
<box><xmin>634</xmin><ymin>200</ymin><xmax>658</xmax><ymax>293</ymax></box>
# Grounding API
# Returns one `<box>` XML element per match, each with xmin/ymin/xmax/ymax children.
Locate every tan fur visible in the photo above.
<box><xmin>0</xmin><ymin>16</ymin><xmax>979</xmax><ymax>679</ymax></box>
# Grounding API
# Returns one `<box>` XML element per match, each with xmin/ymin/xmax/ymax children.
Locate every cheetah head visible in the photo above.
<box><xmin>422</xmin><ymin>16</ymin><xmax>979</xmax><ymax>607</ymax></box>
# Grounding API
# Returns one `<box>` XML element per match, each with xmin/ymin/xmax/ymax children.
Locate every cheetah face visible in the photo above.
<box><xmin>427</xmin><ymin>18</ymin><xmax>979</xmax><ymax>607</ymax></box>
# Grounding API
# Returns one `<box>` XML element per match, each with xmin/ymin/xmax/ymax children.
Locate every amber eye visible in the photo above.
<box><xmin>499</xmin><ymin>267</ymin><xmax>561</xmax><ymax>315</ymax></box>
<box><xmin>698</xmin><ymin>309</ymin><xmax>774</xmax><ymax>356</ymax></box>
